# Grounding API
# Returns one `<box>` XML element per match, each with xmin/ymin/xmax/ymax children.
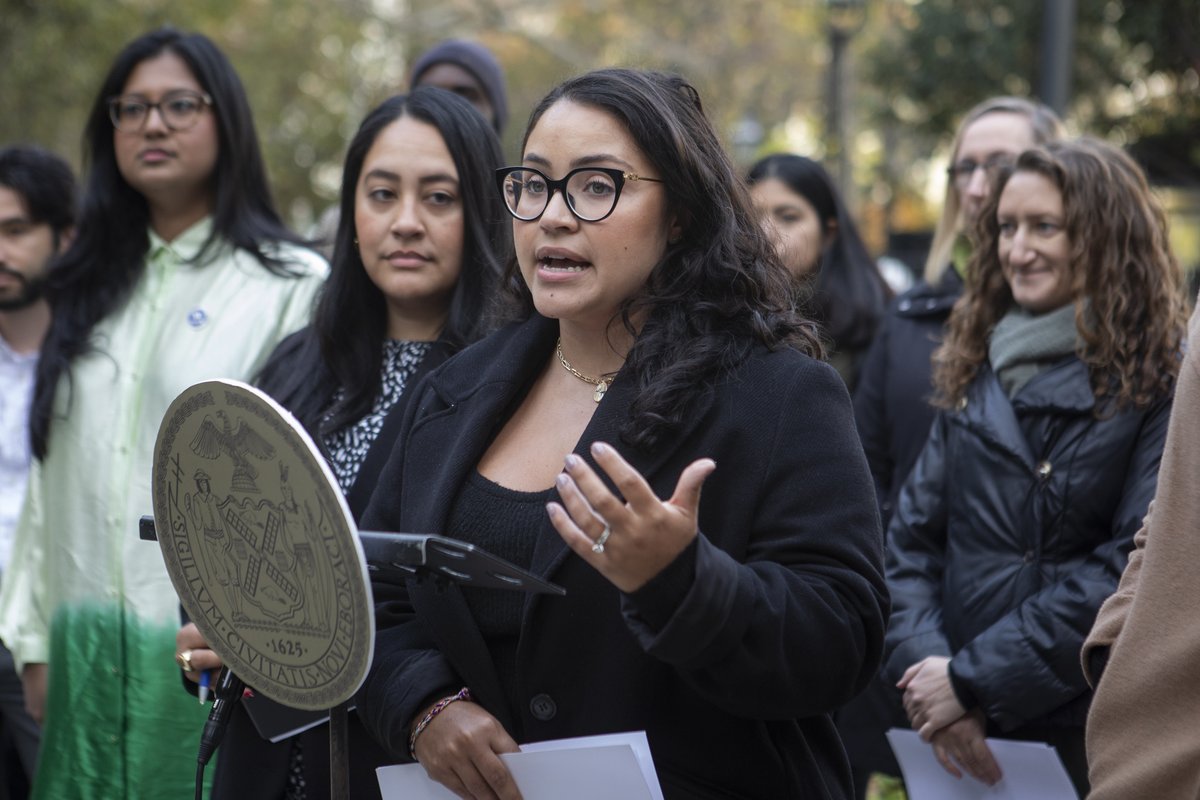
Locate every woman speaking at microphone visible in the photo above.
<box><xmin>357</xmin><ymin>68</ymin><xmax>887</xmax><ymax>800</ymax></box>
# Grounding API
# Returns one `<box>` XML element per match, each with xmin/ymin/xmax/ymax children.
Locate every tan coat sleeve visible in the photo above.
<box><xmin>1080</xmin><ymin>507</ymin><xmax>1151</xmax><ymax>686</ymax></box>
<box><xmin>1085</xmin><ymin>296</ymin><xmax>1200</xmax><ymax>800</ymax></box>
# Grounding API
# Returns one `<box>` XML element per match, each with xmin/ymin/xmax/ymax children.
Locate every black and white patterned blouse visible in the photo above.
<box><xmin>285</xmin><ymin>338</ymin><xmax>430</xmax><ymax>800</ymax></box>
<box><xmin>322</xmin><ymin>339</ymin><xmax>433</xmax><ymax>494</ymax></box>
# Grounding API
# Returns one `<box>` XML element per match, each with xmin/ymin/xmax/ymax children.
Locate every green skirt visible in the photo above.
<box><xmin>34</xmin><ymin>604</ymin><xmax>216</xmax><ymax>799</ymax></box>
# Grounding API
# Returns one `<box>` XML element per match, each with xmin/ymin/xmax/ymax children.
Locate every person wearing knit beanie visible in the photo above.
<box><xmin>411</xmin><ymin>39</ymin><xmax>509</xmax><ymax>134</ymax></box>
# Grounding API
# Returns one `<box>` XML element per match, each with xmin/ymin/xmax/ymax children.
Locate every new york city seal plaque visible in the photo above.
<box><xmin>152</xmin><ymin>380</ymin><xmax>373</xmax><ymax>711</ymax></box>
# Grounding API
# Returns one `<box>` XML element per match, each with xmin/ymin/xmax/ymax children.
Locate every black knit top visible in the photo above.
<box><xmin>444</xmin><ymin>470</ymin><xmax>550</xmax><ymax>726</ymax></box>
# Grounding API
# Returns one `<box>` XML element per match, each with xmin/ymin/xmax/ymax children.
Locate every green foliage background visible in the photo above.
<box><xmin>862</xmin><ymin>0</ymin><xmax>1199</xmax><ymax>183</ymax></box>
<box><xmin>2</xmin><ymin>0</ymin><xmax>1196</xmax><ymax>246</ymax></box>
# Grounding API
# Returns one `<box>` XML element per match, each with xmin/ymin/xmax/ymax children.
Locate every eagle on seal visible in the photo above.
<box><xmin>189</xmin><ymin>410</ymin><xmax>276</xmax><ymax>493</ymax></box>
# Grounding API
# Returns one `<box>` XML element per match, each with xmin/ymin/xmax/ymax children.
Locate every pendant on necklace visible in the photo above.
<box><xmin>593</xmin><ymin>380</ymin><xmax>609</xmax><ymax>403</ymax></box>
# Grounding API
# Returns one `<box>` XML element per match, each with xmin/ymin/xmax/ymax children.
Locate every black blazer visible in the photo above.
<box><xmin>204</xmin><ymin>332</ymin><xmax>454</xmax><ymax>800</ymax></box>
<box><xmin>357</xmin><ymin>314</ymin><xmax>888</xmax><ymax>800</ymax></box>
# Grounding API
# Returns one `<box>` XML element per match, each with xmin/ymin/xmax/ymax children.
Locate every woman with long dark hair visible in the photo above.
<box><xmin>886</xmin><ymin>139</ymin><xmax>1189</xmax><ymax>795</ymax></box>
<box><xmin>254</xmin><ymin>88</ymin><xmax>506</xmax><ymax>469</ymax></box>
<box><xmin>0</xmin><ymin>28</ymin><xmax>326</xmax><ymax>798</ymax></box>
<box><xmin>173</xmin><ymin>86</ymin><xmax>509</xmax><ymax>799</ymax></box>
<box><xmin>356</xmin><ymin>68</ymin><xmax>887</xmax><ymax>799</ymax></box>
<box><xmin>747</xmin><ymin>153</ymin><xmax>890</xmax><ymax>391</ymax></box>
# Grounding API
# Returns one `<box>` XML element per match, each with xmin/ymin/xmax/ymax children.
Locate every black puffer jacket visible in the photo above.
<box><xmin>853</xmin><ymin>269</ymin><xmax>963</xmax><ymax>527</ymax></box>
<box><xmin>884</xmin><ymin>356</ymin><xmax>1171</xmax><ymax>732</ymax></box>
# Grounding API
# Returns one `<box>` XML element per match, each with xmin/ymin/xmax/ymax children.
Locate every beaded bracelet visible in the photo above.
<box><xmin>409</xmin><ymin>687</ymin><xmax>472</xmax><ymax>760</ymax></box>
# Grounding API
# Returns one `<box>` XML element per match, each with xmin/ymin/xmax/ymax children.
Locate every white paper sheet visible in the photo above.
<box><xmin>377</xmin><ymin>731</ymin><xmax>663</xmax><ymax>800</ymax></box>
<box><xmin>886</xmin><ymin>728</ymin><xmax>1079</xmax><ymax>800</ymax></box>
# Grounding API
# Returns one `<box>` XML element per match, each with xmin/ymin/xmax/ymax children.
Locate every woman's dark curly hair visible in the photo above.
<box><xmin>934</xmin><ymin>137</ymin><xmax>1190</xmax><ymax>411</ymax></box>
<box><xmin>502</xmin><ymin>68</ymin><xmax>822</xmax><ymax>450</ymax></box>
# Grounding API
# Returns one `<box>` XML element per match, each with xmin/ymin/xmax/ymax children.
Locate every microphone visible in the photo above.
<box><xmin>196</xmin><ymin>667</ymin><xmax>245</xmax><ymax>767</ymax></box>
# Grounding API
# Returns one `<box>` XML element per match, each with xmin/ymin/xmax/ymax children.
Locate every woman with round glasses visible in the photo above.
<box><xmin>0</xmin><ymin>27</ymin><xmax>326</xmax><ymax>798</ymax></box>
<box><xmin>356</xmin><ymin>68</ymin><xmax>887</xmax><ymax>799</ymax></box>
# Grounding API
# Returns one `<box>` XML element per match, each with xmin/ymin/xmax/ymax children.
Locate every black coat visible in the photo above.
<box><xmin>839</xmin><ymin>270</ymin><xmax>963</xmax><ymax>780</ymax></box>
<box><xmin>203</xmin><ymin>330</ymin><xmax>453</xmax><ymax>800</ymax></box>
<box><xmin>357</xmin><ymin>314</ymin><xmax>889</xmax><ymax>800</ymax></box>
<box><xmin>853</xmin><ymin>269</ymin><xmax>963</xmax><ymax>527</ymax></box>
<box><xmin>885</xmin><ymin>356</ymin><xmax>1171</xmax><ymax>732</ymax></box>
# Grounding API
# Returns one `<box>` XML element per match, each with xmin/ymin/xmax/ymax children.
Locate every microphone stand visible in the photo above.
<box><xmin>146</xmin><ymin>512</ymin><xmax>566</xmax><ymax>800</ymax></box>
<box><xmin>329</xmin><ymin>701</ymin><xmax>351</xmax><ymax>800</ymax></box>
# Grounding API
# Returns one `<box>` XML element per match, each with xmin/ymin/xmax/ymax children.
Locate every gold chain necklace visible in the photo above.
<box><xmin>556</xmin><ymin>338</ymin><xmax>611</xmax><ymax>403</ymax></box>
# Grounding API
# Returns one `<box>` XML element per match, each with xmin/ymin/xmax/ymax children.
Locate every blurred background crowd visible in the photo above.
<box><xmin>2</xmin><ymin>3</ymin><xmax>1198</xmax><ymax>799</ymax></box>
<box><xmin>3</xmin><ymin>0</ymin><xmax>1197</xmax><ymax>289</ymax></box>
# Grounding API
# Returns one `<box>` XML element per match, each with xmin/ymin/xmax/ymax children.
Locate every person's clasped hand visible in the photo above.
<box><xmin>546</xmin><ymin>441</ymin><xmax>716</xmax><ymax>593</ymax></box>
<box><xmin>930</xmin><ymin>709</ymin><xmax>1002</xmax><ymax>785</ymax></box>
<box><xmin>899</xmin><ymin>657</ymin><xmax>1002</xmax><ymax>786</ymax></box>
<box><xmin>898</xmin><ymin>655</ymin><xmax>967</xmax><ymax>740</ymax></box>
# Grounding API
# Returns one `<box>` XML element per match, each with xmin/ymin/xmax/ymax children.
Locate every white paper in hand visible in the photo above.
<box><xmin>886</xmin><ymin>728</ymin><xmax>1079</xmax><ymax>799</ymax></box>
<box><xmin>377</xmin><ymin>731</ymin><xmax>663</xmax><ymax>800</ymax></box>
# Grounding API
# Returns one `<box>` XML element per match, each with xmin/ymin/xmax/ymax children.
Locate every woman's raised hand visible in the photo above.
<box><xmin>548</xmin><ymin>441</ymin><xmax>716</xmax><ymax>593</ymax></box>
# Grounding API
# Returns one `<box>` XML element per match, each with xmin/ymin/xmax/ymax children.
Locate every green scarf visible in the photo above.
<box><xmin>988</xmin><ymin>303</ymin><xmax>1079</xmax><ymax>398</ymax></box>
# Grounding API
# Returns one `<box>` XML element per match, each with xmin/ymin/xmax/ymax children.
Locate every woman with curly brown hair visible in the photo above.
<box><xmin>883</xmin><ymin>138</ymin><xmax>1190</xmax><ymax>797</ymax></box>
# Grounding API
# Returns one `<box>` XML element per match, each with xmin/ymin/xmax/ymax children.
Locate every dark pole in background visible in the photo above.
<box><xmin>825</xmin><ymin>0</ymin><xmax>865</xmax><ymax>203</ymax></box>
<box><xmin>826</xmin><ymin>22</ymin><xmax>851</xmax><ymax>198</ymax></box>
<box><xmin>1039</xmin><ymin>0</ymin><xmax>1077</xmax><ymax>115</ymax></box>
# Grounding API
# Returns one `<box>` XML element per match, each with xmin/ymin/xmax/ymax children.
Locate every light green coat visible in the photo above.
<box><xmin>0</xmin><ymin>219</ymin><xmax>326</xmax><ymax>799</ymax></box>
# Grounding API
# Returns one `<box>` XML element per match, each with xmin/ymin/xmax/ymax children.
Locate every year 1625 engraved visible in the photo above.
<box><xmin>267</xmin><ymin>639</ymin><xmax>307</xmax><ymax>658</ymax></box>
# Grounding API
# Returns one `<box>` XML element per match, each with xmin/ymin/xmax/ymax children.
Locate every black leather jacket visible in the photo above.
<box><xmin>853</xmin><ymin>269</ymin><xmax>963</xmax><ymax>527</ymax></box>
<box><xmin>884</xmin><ymin>356</ymin><xmax>1172</xmax><ymax>731</ymax></box>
